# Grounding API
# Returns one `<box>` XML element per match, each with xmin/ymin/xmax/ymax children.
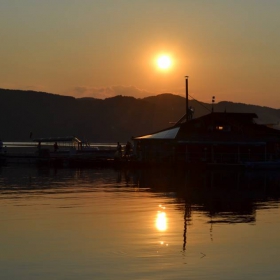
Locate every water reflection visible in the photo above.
<box><xmin>1</xmin><ymin>166</ymin><xmax>280</xmax><ymax>247</ymax></box>
<box><xmin>1</xmin><ymin>166</ymin><xmax>280</xmax><ymax>224</ymax></box>
<box><xmin>156</xmin><ymin>211</ymin><xmax>167</xmax><ymax>231</ymax></box>
<box><xmin>119</xmin><ymin>167</ymin><xmax>280</xmax><ymax>251</ymax></box>
<box><xmin>132</xmin><ymin>167</ymin><xmax>280</xmax><ymax>224</ymax></box>
<box><xmin>1</xmin><ymin>166</ymin><xmax>280</xmax><ymax>279</ymax></box>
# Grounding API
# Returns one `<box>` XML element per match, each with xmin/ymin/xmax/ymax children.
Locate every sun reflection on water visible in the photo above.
<box><xmin>156</xmin><ymin>205</ymin><xmax>167</xmax><ymax>231</ymax></box>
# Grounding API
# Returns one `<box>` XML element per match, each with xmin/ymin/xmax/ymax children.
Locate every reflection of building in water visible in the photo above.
<box><xmin>133</xmin><ymin>168</ymin><xmax>280</xmax><ymax>248</ymax></box>
<box><xmin>116</xmin><ymin>168</ymin><xmax>140</xmax><ymax>185</ymax></box>
<box><xmin>2</xmin><ymin>166</ymin><xmax>280</xmax><ymax>251</ymax></box>
<box><xmin>183</xmin><ymin>200</ymin><xmax>191</xmax><ymax>251</ymax></box>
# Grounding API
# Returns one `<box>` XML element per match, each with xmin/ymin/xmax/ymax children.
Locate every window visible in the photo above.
<box><xmin>215</xmin><ymin>125</ymin><xmax>231</xmax><ymax>132</ymax></box>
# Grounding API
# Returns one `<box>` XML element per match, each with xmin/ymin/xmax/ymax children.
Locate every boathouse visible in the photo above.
<box><xmin>133</xmin><ymin>77</ymin><xmax>280</xmax><ymax>165</ymax></box>
<box><xmin>132</xmin><ymin>111</ymin><xmax>280</xmax><ymax>164</ymax></box>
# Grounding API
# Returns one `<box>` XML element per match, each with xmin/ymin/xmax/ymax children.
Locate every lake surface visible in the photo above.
<box><xmin>0</xmin><ymin>165</ymin><xmax>280</xmax><ymax>280</ymax></box>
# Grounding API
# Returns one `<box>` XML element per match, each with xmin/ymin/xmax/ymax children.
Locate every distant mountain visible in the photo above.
<box><xmin>0</xmin><ymin>88</ymin><xmax>280</xmax><ymax>142</ymax></box>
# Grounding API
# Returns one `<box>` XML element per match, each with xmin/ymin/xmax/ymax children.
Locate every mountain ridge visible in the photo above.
<box><xmin>1</xmin><ymin>88</ymin><xmax>279</xmax><ymax>142</ymax></box>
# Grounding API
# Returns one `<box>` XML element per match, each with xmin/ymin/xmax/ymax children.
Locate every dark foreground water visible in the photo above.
<box><xmin>0</xmin><ymin>165</ymin><xmax>280</xmax><ymax>280</ymax></box>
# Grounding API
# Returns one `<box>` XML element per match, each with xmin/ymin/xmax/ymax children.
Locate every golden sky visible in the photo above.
<box><xmin>0</xmin><ymin>0</ymin><xmax>280</xmax><ymax>108</ymax></box>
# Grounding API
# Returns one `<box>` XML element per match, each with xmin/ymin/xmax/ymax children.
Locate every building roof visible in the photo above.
<box><xmin>33</xmin><ymin>136</ymin><xmax>81</xmax><ymax>143</ymax></box>
<box><xmin>133</xmin><ymin>112</ymin><xmax>280</xmax><ymax>142</ymax></box>
<box><xmin>133</xmin><ymin>127</ymin><xmax>180</xmax><ymax>140</ymax></box>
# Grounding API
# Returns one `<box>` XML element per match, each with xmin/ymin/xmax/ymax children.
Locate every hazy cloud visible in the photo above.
<box><xmin>69</xmin><ymin>85</ymin><xmax>156</xmax><ymax>99</ymax></box>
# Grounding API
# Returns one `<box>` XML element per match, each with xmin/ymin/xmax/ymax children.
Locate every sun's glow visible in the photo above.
<box><xmin>156</xmin><ymin>211</ymin><xmax>167</xmax><ymax>231</ymax></box>
<box><xmin>157</xmin><ymin>55</ymin><xmax>172</xmax><ymax>70</ymax></box>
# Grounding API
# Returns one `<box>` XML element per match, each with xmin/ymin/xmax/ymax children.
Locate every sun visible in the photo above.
<box><xmin>157</xmin><ymin>55</ymin><xmax>172</xmax><ymax>70</ymax></box>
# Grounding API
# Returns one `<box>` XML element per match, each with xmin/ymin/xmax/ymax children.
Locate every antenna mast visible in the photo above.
<box><xmin>185</xmin><ymin>76</ymin><xmax>189</xmax><ymax>122</ymax></box>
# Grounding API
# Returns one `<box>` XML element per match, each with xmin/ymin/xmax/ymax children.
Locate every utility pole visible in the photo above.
<box><xmin>185</xmin><ymin>76</ymin><xmax>189</xmax><ymax>121</ymax></box>
<box><xmin>212</xmin><ymin>96</ymin><xmax>215</xmax><ymax>112</ymax></box>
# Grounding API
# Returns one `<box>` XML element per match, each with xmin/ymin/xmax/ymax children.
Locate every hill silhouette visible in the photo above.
<box><xmin>1</xmin><ymin>88</ymin><xmax>280</xmax><ymax>142</ymax></box>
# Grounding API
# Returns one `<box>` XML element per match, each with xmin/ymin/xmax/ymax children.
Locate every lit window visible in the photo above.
<box><xmin>215</xmin><ymin>125</ymin><xmax>231</xmax><ymax>131</ymax></box>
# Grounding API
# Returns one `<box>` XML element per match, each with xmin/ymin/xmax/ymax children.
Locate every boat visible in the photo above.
<box><xmin>3</xmin><ymin>136</ymin><xmax>117</xmax><ymax>167</ymax></box>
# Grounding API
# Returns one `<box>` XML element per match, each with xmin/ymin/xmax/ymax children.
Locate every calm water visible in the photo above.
<box><xmin>0</xmin><ymin>165</ymin><xmax>280</xmax><ymax>280</ymax></box>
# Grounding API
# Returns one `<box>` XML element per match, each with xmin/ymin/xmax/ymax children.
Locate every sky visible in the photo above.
<box><xmin>0</xmin><ymin>0</ymin><xmax>280</xmax><ymax>108</ymax></box>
